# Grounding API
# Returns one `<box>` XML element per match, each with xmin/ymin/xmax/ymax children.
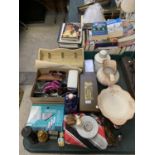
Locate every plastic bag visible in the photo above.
<box><xmin>84</xmin><ymin>0</ymin><xmax>95</xmax><ymax>5</ymax></box>
<box><xmin>83</xmin><ymin>3</ymin><xmax>106</xmax><ymax>23</ymax></box>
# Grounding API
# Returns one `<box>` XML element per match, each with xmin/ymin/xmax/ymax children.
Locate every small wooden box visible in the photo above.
<box><xmin>30</xmin><ymin>68</ymin><xmax>80</xmax><ymax>104</ymax></box>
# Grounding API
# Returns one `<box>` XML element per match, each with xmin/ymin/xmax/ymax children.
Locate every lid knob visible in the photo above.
<box><xmin>99</xmin><ymin>50</ymin><xmax>108</xmax><ymax>58</ymax></box>
<box><xmin>83</xmin><ymin>121</ymin><xmax>93</xmax><ymax>132</ymax></box>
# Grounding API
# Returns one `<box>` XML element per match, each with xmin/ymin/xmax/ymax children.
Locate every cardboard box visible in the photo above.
<box><xmin>35</xmin><ymin>48</ymin><xmax>84</xmax><ymax>72</ymax></box>
<box><xmin>31</xmin><ymin>48</ymin><xmax>83</xmax><ymax>104</ymax></box>
<box><xmin>30</xmin><ymin>68</ymin><xmax>80</xmax><ymax>104</ymax></box>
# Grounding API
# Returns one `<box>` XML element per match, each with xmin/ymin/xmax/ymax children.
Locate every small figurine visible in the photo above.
<box><xmin>58</xmin><ymin>137</ymin><xmax>65</xmax><ymax>147</ymax></box>
<box><xmin>64</xmin><ymin>93</ymin><xmax>78</xmax><ymax>114</ymax></box>
<box><xmin>66</xmin><ymin>114</ymin><xmax>77</xmax><ymax>126</ymax></box>
<box><xmin>59</xmin><ymin>132</ymin><xmax>64</xmax><ymax>138</ymax></box>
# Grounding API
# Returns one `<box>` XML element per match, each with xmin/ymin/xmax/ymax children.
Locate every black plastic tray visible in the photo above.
<box><xmin>23</xmin><ymin>52</ymin><xmax>135</xmax><ymax>154</ymax></box>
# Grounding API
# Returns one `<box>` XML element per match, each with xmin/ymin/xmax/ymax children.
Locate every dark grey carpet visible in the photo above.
<box><xmin>19</xmin><ymin>72</ymin><xmax>36</xmax><ymax>85</ymax></box>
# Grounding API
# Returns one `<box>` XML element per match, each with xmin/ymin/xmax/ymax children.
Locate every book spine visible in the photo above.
<box><xmin>57</xmin><ymin>23</ymin><xmax>64</xmax><ymax>42</ymax></box>
<box><xmin>118</xmin><ymin>40</ymin><xmax>135</xmax><ymax>47</ymax></box>
<box><xmin>89</xmin><ymin>41</ymin><xmax>95</xmax><ymax>52</ymax></box>
<box><xmin>85</xmin><ymin>30</ymin><xmax>90</xmax><ymax>51</ymax></box>
<box><xmin>95</xmin><ymin>42</ymin><xmax>118</xmax><ymax>48</ymax></box>
<box><xmin>120</xmin><ymin>47</ymin><xmax>126</xmax><ymax>55</ymax></box>
<box><xmin>82</xmin><ymin>30</ymin><xmax>85</xmax><ymax>48</ymax></box>
<box><xmin>118</xmin><ymin>34</ymin><xmax>135</xmax><ymax>42</ymax></box>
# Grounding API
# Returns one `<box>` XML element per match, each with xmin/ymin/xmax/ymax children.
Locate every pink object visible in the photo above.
<box><xmin>68</xmin><ymin>93</ymin><xmax>74</xmax><ymax>100</ymax></box>
<box><xmin>43</xmin><ymin>81</ymin><xmax>61</xmax><ymax>93</ymax></box>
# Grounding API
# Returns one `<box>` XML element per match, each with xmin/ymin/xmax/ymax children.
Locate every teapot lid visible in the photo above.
<box><xmin>95</xmin><ymin>50</ymin><xmax>111</xmax><ymax>63</ymax></box>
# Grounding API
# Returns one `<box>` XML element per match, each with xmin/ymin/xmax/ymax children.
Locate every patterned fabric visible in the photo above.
<box><xmin>64</xmin><ymin>114</ymin><xmax>108</xmax><ymax>150</ymax></box>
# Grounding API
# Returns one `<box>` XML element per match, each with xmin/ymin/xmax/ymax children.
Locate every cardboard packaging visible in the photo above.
<box><xmin>35</xmin><ymin>48</ymin><xmax>84</xmax><ymax>72</ymax></box>
<box><xmin>80</xmin><ymin>73</ymin><xmax>99</xmax><ymax>112</ymax></box>
<box><xmin>31</xmin><ymin>48</ymin><xmax>83</xmax><ymax>104</ymax></box>
<box><xmin>26</xmin><ymin>104</ymin><xmax>64</xmax><ymax>131</ymax></box>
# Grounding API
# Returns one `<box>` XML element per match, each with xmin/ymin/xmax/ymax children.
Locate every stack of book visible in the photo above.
<box><xmin>57</xmin><ymin>23</ymin><xmax>82</xmax><ymax>49</ymax></box>
<box><xmin>82</xmin><ymin>18</ymin><xmax>135</xmax><ymax>54</ymax></box>
<box><xmin>118</xmin><ymin>20</ymin><xmax>135</xmax><ymax>54</ymax></box>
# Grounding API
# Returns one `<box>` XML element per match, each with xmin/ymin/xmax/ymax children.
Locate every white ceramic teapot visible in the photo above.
<box><xmin>94</xmin><ymin>50</ymin><xmax>111</xmax><ymax>72</ymax></box>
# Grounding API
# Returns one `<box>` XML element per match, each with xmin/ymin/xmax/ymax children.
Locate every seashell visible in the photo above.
<box><xmin>97</xmin><ymin>85</ymin><xmax>135</xmax><ymax>125</ymax></box>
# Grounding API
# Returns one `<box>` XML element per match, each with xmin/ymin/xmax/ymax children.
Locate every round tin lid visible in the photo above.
<box><xmin>21</xmin><ymin>126</ymin><xmax>32</xmax><ymax>138</ymax></box>
<box><xmin>76</xmin><ymin>116</ymin><xmax>98</xmax><ymax>139</ymax></box>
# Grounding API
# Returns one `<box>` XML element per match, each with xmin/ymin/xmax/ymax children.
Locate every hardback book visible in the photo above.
<box><xmin>118</xmin><ymin>39</ymin><xmax>135</xmax><ymax>47</ymax></box>
<box><xmin>82</xmin><ymin>30</ymin><xmax>86</xmax><ymax>48</ymax></box>
<box><xmin>58</xmin><ymin>23</ymin><xmax>82</xmax><ymax>44</ymax></box>
<box><xmin>62</xmin><ymin>23</ymin><xmax>81</xmax><ymax>40</ymax></box>
<box><xmin>122</xmin><ymin>20</ymin><xmax>135</xmax><ymax>36</ymax></box>
<box><xmin>118</xmin><ymin>34</ymin><xmax>135</xmax><ymax>43</ymax></box>
<box><xmin>91</xmin><ymin>22</ymin><xmax>108</xmax><ymax>41</ymax></box>
<box><xmin>94</xmin><ymin>39</ymin><xmax>118</xmax><ymax>48</ymax></box>
<box><xmin>119</xmin><ymin>46</ymin><xmax>127</xmax><ymax>54</ymax></box>
<box><xmin>58</xmin><ymin>43</ymin><xmax>79</xmax><ymax>48</ymax></box>
<box><xmin>107</xmin><ymin>18</ymin><xmax>124</xmax><ymax>38</ymax></box>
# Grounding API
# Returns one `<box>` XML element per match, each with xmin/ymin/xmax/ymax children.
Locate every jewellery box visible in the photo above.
<box><xmin>80</xmin><ymin>72</ymin><xmax>99</xmax><ymax>112</ymax></box>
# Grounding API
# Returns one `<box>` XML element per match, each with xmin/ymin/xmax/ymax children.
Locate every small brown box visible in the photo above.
<box><xmin>30</xmin><ymin>68</ymin><xmax>68</xmax><ymax>104</ymax></box>
<box><xmin>30</xmin><ymin>68</ymin><xmax>80</xmax><ymax>104</ymax></box>
<box><xmin>80</xmin><ymin>73</ymin><xmax>99</xmax><ymax>112</ymax></box>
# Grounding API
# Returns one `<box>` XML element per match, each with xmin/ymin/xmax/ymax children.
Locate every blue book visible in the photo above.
<box><xmin>92</xmin><ymin>22</ymin><xmax>108</xmax><ymax>36</ymax></box>
<box><xmin>106</xmin><ymin>18</ymin><xmax>123</xmax><ymax>38</ymax></box>
<box><xmin>26</xmin><ymin>104</ymin><xmax>64</xmax><ymax>131</ymax></box>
